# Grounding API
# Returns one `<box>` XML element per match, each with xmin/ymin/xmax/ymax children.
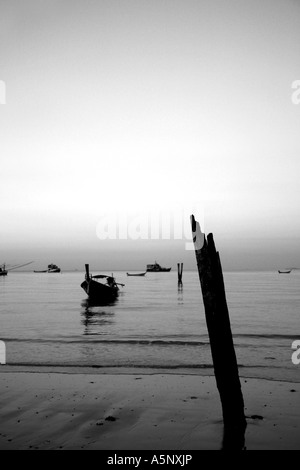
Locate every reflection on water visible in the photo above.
<box><xmin>80</xmin><ymin>299</ymin><xmax>116</xmax><ymax>335</ymax></box>
<box><xmin>81</xmin><ymin>297</ymin><xmax>119</xmax><ymax>309</ymax></box>
<box><xmin>177</xmin><ymin>283</ymin><xmax>183</xmax><ymax>305</ymax></box>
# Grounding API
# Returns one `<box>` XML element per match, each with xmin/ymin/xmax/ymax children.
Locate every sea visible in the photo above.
<box><xmin>0</xmin><ymin>270</ymin><xmax>300</xmax><ymax>383</ymax></box>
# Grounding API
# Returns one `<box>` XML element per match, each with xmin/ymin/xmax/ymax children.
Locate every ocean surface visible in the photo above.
<box><xmin>1</xmin><ymin>270</ymin><xmax>300</xmax><ymax>382</ymax></box>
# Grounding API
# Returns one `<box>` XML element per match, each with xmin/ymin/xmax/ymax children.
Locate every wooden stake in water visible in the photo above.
<box><xmin>190</xmin><ymin>215</ymin><xmax>246</xmax><ymax>433</ymax></box>
<box><xmin>85</xmin><ymin>264</ymin><xmax>90</xmax><ymax>281</ymax></box>
<box><xmin>177</xmin><ymin>263</ymin><xmax>183</xmax><ymax>284</ymax></box>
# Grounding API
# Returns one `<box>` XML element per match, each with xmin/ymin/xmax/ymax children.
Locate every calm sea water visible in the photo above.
<box><xmin>1</xmin><ymin>270</ymin><xmax>299</xmax><ymax>382</ymax></box>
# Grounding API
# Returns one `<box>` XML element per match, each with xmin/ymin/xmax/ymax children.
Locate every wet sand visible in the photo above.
<box><xmin>0</xmin><ymin>370</ymin><xmax>299</xmax><ymax>450</ymax></box>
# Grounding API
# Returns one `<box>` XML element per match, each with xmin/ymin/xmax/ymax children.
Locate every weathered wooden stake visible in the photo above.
<box><xmin>85</xmin><ymin>264</ymin><xmax>90</xmax><ymax>280</ymax></box>
<box><xmin>177</xmin><ymin>263</ymin><xmax>183</xmax><ymax>284</ymax></box>
<box><xmin>190</xmin><ymin>215</ymin><xmax>246</xmax><ymax>433</ymax></box>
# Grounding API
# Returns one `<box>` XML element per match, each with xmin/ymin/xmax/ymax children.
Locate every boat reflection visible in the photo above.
<box><xmin>177</xmin><ymin>283</ymin><xmax>183</xmax><ymax>305</ymax></box>
<box><xmin>80</xmin><ymin>298</ymin><xmax>116</xmax><ymax>334</ymax></box>
<box><xmin>81</xmin><ymin>297</ymin><xmax>118</xmax><ymax>309</ymax></box>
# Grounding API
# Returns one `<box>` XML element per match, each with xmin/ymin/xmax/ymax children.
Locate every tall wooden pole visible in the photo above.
<box><xmin>177</xmin><ymin>263</ymin><xmax>183</xmax><ymax>284</ymax></box>
<box><xmin>85</xmin><ymin>264</ymin><xmax>90</xmax><ymax>281</ymax></box>
<box><xmin>190</xmin><ymin>215</ymin><xmax>246</xmax><ymax>434</ymax></box>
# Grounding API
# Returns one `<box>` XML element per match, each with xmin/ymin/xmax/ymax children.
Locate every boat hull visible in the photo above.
<box><xmin>126</xmin><ymin>272</ymin><xmax>146</xmax><ymax>276</ymax></box>
<box><xmin>146</xmin><ymin>267</ymin><xmax>171</xmax><ymax>272</ymax></box>
<box><xmin>81</xmin><ymin>279</ymin><xmax>119</xmax><ymax>302</ymax></box>
<box><xmin>34</xmin><ymin>269</ymin><xmax>61</xmax><ymax>273</ymax></box>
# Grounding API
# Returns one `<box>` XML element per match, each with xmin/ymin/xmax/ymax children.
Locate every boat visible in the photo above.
<box><xmin>146</xmin><ymin>261</ymin><xmax>171</xmax><ymax>272</ymax></box>
<box><xmin>126</xmin><ymin>272</ymin><xmax>147</xmax><ymax>277</ymax></box>
<box><xmin>34</xmin><ymin>264</ymin><xmax>61</xmax><ymax>273</ymax></box>
<box><xmin>278</xmin><ymin>270</ymin><xmax>291</xmax><ymax>274</ymax></box>
<box><xmin>0</xmin><ymin>264</ymin><xmax>8</xmax><ymax>276</ymax></box>
<box><xmin>1</xmin><ymin>261</ymin><xmax>33</xmax><ymax>276</ymax></box>
<box><xmin>81</xmin><ymin>264</ymin><xmax>124</xmax><ymax>302</ymax></box>
<box><xmin>47</xmin><ymin>264</ymin><xmax>61</xmax><ymax>273</ymax></box>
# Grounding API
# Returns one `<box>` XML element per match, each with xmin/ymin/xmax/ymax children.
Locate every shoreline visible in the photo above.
<box><xmin>2</xmin><ymin>364</ymin><xmax>300</xmax><ymax>385</ymax></box>
<box><xmin>0</xmin><ymin>370</ymin><xmax>300</xmax><ymax>450</ymax></box>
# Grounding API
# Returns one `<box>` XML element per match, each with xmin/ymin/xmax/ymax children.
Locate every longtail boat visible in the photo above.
<box><xmin>81</xmin><ymin>264</ymin><xmax>124</xmax><ymax>302</ymax></box>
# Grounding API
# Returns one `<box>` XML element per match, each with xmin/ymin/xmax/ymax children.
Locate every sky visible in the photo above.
<box><xmin>1</xmin><ymin>0</ymin><xmax>300</xmax><ymax>271</ymax></box>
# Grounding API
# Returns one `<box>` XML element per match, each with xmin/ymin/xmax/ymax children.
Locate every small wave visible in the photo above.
<box><xmin>1</xmin><ymin>338</ymin><xmax>209</xmax><ymax>346</ymax></box>
<box><xmin>233</xmin><ymin>333</ymin><xmax>300</xmax><ymax>340</ymax></box>
<box><xmin>5</xmin><ymin>362</ymin><xmax>214</xmax><ymax>370</ymax></box>
<box><xmin>4</xmin><ymin>362</ymin><xmax>287</xmax><ymax>371</ymax></box>
<box><xmin>3</xmin><ymin>333</ymin><xmax>298</xmax><ymax>344</ymax></box>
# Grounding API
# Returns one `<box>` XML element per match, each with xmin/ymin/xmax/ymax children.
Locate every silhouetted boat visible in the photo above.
<box><xmin>278</xmin><ymin>270</ymin><xmax>291</xmax><ymax>274</ymax></box>
<box><xmin>1</xmin><ymin>261</ymin><xmax>33</xmax><ymax>276</ymax></box>
<box><xmin>81</xmin><ymin>264</ymin><xmax>124</xmax><ymax>302</ymax></box>
<box><xmin>126</xmin><ymin>272</ymin><xmax>147</xmax><ymax>276</ymax></box>
<box><xmin>0</xmin><ymin>264</ymin><xmax>7</xmax><ymax>276</ymax></box>
<box><xmin>34</xmin><ymin>264</ymin><xmax>61</xmax><ymax>273</ymax></box>
<box><xmin>146</xmin><ymin>261</ymin><xmax>171</xmax><ymax>272</ymax></box>
<box><xmin>47</xmin><ymin>264</ymin><xmax>61</xmax><ymax>273</ymax></box>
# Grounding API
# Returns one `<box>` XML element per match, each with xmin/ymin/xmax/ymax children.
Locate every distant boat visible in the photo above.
<box><xmin>126</xmin><ymin>272</ymin><xmax>147</xmax><ymax>277</ymax></box>
<box><xmin>1</xmin><ymin>261</ymin><xmax>33</xmax><ymax>276</ymax></box>
<box><xmin>47</xmin><ymin>264</ymin><xmax>61</xmax><ymax>273</ymax></box>
<box><xmin>0</xmin><ymin>264</ymin><xmax>7</xmax><ymax>276</ymax></box>
<box><xmin>278</xmin><ymin>270</ymin><xmax>291</xmax><ymax>274</ymax></box>
<box><xmin>34</xmin><ymin>264</ymin><xmax>61</xmax><ymax>273</ymax></box>
<box><xmin>81</xmin><ymin>264</ymin><xmax>124</xmax><ymax>302</ymax></box>
<box><xmin>146</xmin><ymin>261</ymin><xmax>171</xmax><ymax>272</ymax></box>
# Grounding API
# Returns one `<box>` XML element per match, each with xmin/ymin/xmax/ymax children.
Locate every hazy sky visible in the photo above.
<box><xmin>1</xmin><ymin>0</ymin><xmax>300</xmax><ymax>270</ymax></box>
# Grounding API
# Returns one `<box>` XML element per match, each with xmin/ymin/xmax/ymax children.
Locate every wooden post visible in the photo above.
<box><xmin>177</xmin><ymin>262</ymin><xmax>183</xmax><ymax>284</ymax></box>
<box><xmin>190</xmin><ymin>215</ymin><xmax>246</xmax><ymax>435</ymax></box>
<box><xmin>85</xmin><ymin>264</ymin><xmax>90</xmax><ymax>281</ymax></box>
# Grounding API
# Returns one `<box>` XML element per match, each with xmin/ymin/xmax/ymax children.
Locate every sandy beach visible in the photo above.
<box><xmin>0</xmin><ymin>369</ymin><xmax>299</xmax><ymax>450</ymax></box>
